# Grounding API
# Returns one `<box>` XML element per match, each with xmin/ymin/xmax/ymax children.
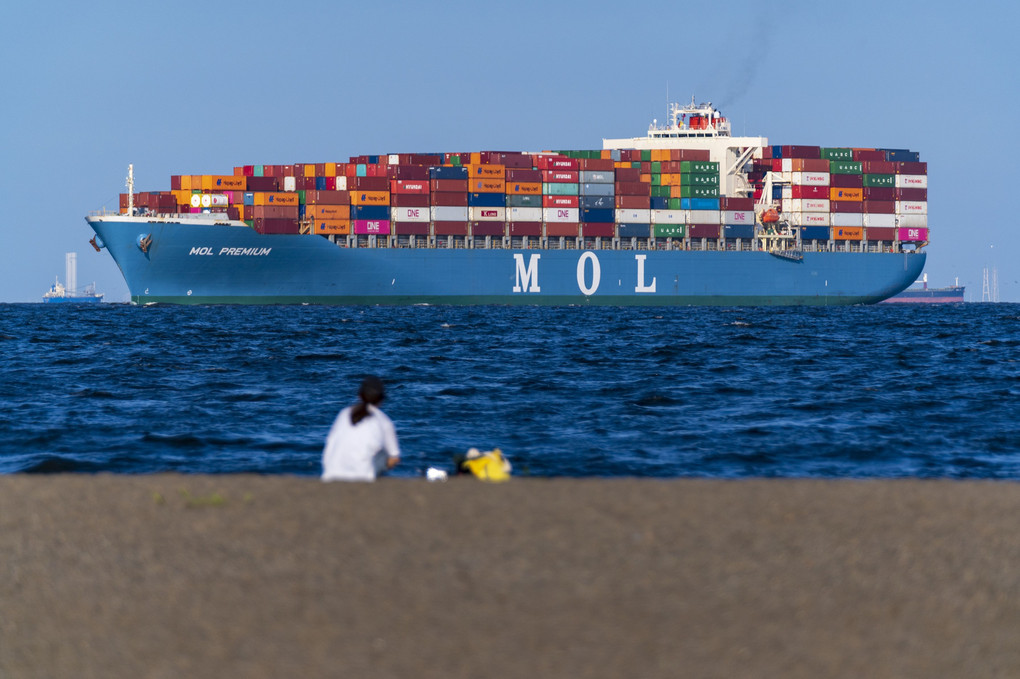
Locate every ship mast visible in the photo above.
<box><xmin>126</xmin><ymin>164</ymin><xmax>135</xmax><ymax>215</ymax></box>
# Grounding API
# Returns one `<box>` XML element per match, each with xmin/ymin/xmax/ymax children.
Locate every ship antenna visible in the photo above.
<box><xmin>126</xmin><ymin>164</ymin><xmax>134</xmax><ymax>216</ymax></box>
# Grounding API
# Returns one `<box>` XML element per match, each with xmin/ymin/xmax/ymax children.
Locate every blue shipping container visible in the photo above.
<box><xmin>650</xmin><ymin>196</ymin><xmax>668</xmax><ymax>210</ymax></box>
<box><xmin>351</xmin><ymin>205</ymin><xmax>390</xmax><ymax>220</ymax></box>
<box><xmin>430</xmin><ymin>166</ymin><xmax>469</xmax><ymax>180</ymax></box>
<box><xmin>723</xmin><ymin>224</ymin><xmax>754</xmax><ymax>239</ymax></box>
<box><xmin>681</xmin><ymin>198</ymin><xmax>721</xmax><ymax>210</ymax></box>
<box><xmin>580</xmin><ymin>183</ymin><xmax>615</xmax><ymax>196</ymax></box>
<box><xmin>581</xmin><ymin>208</ymin><xmax>614</xmax><ymax>223</ymax></box>
<box><xmin>356</xmin><ymin>164</ymin><xmax>368</xmax><ymax>177</ymax></box>
<box><xmin>580</xmin><ymin>195</ymin><xmax>614</xmax><ymax>209</ymax></box>
<box><xmin>618</xmin><ymin>223</ymin><xmax>651</xmax><ymax>238</ymax></box>
<box><xmin>883</xmin><ymin>149</ymin><xmax>920</xmax><ymax>162</ymax></box>
<box><xmin>800</xmin><ymin>226</ymin><xmax>830</xmax><ymax>240</ymax></box>
<box><xmin>771</xmin><ymin>186</ymin><xmax>783</xmax><ymax>200</ymax></box>
<box><xmin>243</xmin><ymin>192</ymin><xmax>255</xmax><ymax>206</ymax></box>
<box><xmin>468</xmin><ymin>192</ymin><xmax>504</xmax><ymax>207</ymax></box>
<box><xmin>315</xmin><ymin>177</ymin><xmax>328</xmax><ymax>191</ymax></box>
<box><xmin>771</xmin><ymin>145</ymin><xmax>783</xmax><ymax>159</ymax></box>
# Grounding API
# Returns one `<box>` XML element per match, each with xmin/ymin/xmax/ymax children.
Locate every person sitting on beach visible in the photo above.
<box><xmin>321</xmin><ymin>376</ymin><xmax>401</xmax><ymax>482</ymax></box>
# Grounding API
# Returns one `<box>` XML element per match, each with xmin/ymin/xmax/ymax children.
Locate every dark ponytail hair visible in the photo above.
<box><xmin>350</xmin><ymin>376</ymin><xmax>385</xmax><ymax>425</ymax></box>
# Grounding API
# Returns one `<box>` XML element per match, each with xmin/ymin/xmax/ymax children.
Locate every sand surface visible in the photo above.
<box><xmin>1</xmin><ymin>475</ymin><xmax>1018</xmax><ymax>678</ymax></box>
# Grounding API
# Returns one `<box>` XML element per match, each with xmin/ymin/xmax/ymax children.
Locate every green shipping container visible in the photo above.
<box><xmin>650</xmin><ymin>173</ymin><xmax>662</xmax><ymax>186</ymax></box>
<box><xmin>820</xmin><ymin>148</ymin><xmax>853</xmax><ymax>161</ymax></box>
<box><xmin>679</xmin><ymin>185</ymin><xmax>719</xmax><ymax>198</ymax></box>
<box><xmin>653</xmin><ymin>224</ymin><xmax>686</xmax><ymax>238</ymax></box>
<box><xmin>679</xmin><ymin>161</ymin><xmax>719</xmax><ymax>174</ymax></box>
<box><xmin>508</xmin><ymin>194</ymin><xmax>542</xmax><ymax>207</ymax></box>
<box><xmin>297</xmin><ymin>190</ymin><xmax>306</xmax><ymax>204</ymax></box>
<box><xmin>543</xmin><ymin>183</ymin><xmax>579</xmax><ymax>196</ymax></box>
<box><xmin>244</xmin><ymin>220</ymin><xmax>254</xmax><ymax>228</ymax></box>
<box><xmin>668</xmin><ymin>198</ymin><xmax>684</xmax><ymax>210</ymax></box>
<box><xmin>450</xmin><ymin>156</ymin><xmax>462</xmax><ymax>166</ymax></box>
<box><xmin>640</xmin><ymin>149</ymin><xmax>651</xmax><ymax>162</ymax></box>
<box><xmin>829</xmin><ymin>161</ymin><xmax>863</xmax><ymax>174</ymax></box>
<box><xmin>651</xmin><ymin>186</ymin><xmax>671</xmax><ymax>198</ymax></box>
<box><xmin>681</xmin><ymin>173</ymin><xmax>719</xmax><ymax>187</ymax></box>
<box><xmin>863</xmin><ymin>174</ymin><xmax>895</xmax><ymax>187</ymax></box>
<box><xmin>254</xmin><ymin>165</ymin><xmax>264</xmax><ymax>177</ymax></box>
<box><xmin>650</xmin><ymin>161</ymin><xmax>662</xmax><ymax>173</ymax></box>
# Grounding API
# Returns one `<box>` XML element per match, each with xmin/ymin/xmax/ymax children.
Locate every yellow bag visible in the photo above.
<box><xmin>459</xmin><ymin>448</ymin><xmax>511</xmax><ymax>482</ymax></box>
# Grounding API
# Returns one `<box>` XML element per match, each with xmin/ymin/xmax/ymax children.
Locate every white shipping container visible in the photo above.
<box><xmin>896</xmin><ymin>174</ymin><xmax>928</xmax><ymax>189</ymax></box>
<box><xmin>615</xmin><ymin>208</ymin><xmax>651</xmax><ymax>223</ymax></box>
<box><xmin>897</xmin><ymin>214</ymin><xmax>928</xmax><ymax>228</ymax></box>
<box><xmin>779</xmin><ymin>170</ymin><xmax>792</xmax><ymax>182</ymax></box>
<box><xmin>387</xmin><ymin>154</ymin><xmax>399</xmax><ymax>165</ymax></box>
<box><xmin>688</xmin><ymin>210</ymin><xmax>721</xmax><ymax>223</ymax></box>
<box><xmin>469</xmin><ymin>206</ymin><xmax>506</xmax><ymax>221</ymax></box>
<box><xmin>792</xmin><ymin>172</ymin><xmax>830</xmax><ymax>186</ymax></box>
<box><xmin>209</xmin><ymin>194</ymin><xmax>229</xmax><ymax>207</ymax></box>
<box><xmin>792</xmin><ymin>212</ymin><xmax>830</xmax><ymax>226</ymax></box>
<box><xmin>896</xmin><ymin>201</ymin><xmax>927</xmax><ymax>215</ymax></box>
<box><xmin>335</xmin><ymin>176</ymin><xmax>348</xmax><ymax>191</ymax></box>
<box><xmin>781</xmin><ymin>187</ymin><xmax>793</xmax><ymax>200</ymax></box>
<box><xmin>832</xmin><ymin>213</ymin><xmax>864</xmax><ymax>227</ymax></box>
<box><xmin>651</xmin><ymin>209</ymin><xmax>685</xmax><ymax>224</ymax></box>
<box><xmin>544</xmin><ymin>207</ymin><xmax>580</xmax><ymax>223</ymax></box>
<box><xmin>863</xmin><ymin>213</ymin><xmax>896</xmax><ymax>227</ymax></box>
<box><xmin>790</xmin><ymin>198</ymin><xmax>830</xmax><ymax>212</ymax></box>
<box><xmin>723</xmin><ymin>210</ymin><xmax>753</xmax><ymax>225</ymax></box>
<box><xmin>392</xmin><ymin>206</ymin><xmax>429</xmax><ymax>222</ymax></box>
<box><xmin>509</xmin><ymin>207</ymin><xmax>542</xmax><ymax>222</ymax></box>
<box><xmin>430</xmin><ymin>206</ymin><xmax>468</xmax><ymax>221</ymax></box>
<box><xmin>283</xmin><ymin>176</ymin><xmax>297</xmax><ymax>192</ymax></box>
<box><xmin>579</xmin><ymin>170</ymin><xmax>613</xmax><ymax>184</ymax></box>
<box><xmin>781</xmin><ymin>159</ymin><xmax>792</xmax><ymax>172</ymax></box>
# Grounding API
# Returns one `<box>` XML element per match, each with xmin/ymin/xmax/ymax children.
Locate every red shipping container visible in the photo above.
<box><xmin>226</xmin><ymin>207</ymin><xmax>240</xmax><ymax>221</ymax></box>
<box><xmin>509</xmin><ymin>222</ymin><xmax>542</xmax><ymax>236</ymax></box>
<box><xmin>896</xmin><ymin>188</ymin><xmax>928</xmax><ymax>201</ymax></box>
<box><xmin>792</xmin><ymin>158</ymin><xmax>831</xmax><ymax>172</ymax></box>
<box><xmin>895</xmin><ymin>161</ymin><xmax>927</xmax><ymax>175</ymax></box>
<box><xmin>471</xmin><ymin>222</ymin><xmax>506</xmax><ymax>237</ymax></box>
<box><xmin>614</xmin><ymin>167</ymin><xmax>641</xmax><ymax>182</ymax></box>
<box><xmin>760</xmin><ymin>147</ymin><xmax>773</xmax><ymax>160</ymax></box>
<box><xmin>791</xmin><ymin>185</ymin><xmax>828</xmax><ymax>199</ymax></box>
<box><xmin>542</xmin><ymin>170</ymin><xmax>579</xmax><ymax>183</ymax></box>
<box><xmin>689</xmin><ymin>224</ymin><xmax>721</xmax><ymax>238</ymax></box>
<box><xmin>781</xmin><ymin>145</ymin><xmax>821</xmax><ymax>159</ymax></box>
<box><xmin>388</xmin><ymin>165</ymin><xmax>430</xmax><ymax>180</ymax></box>
<box><xmin>170</xmin><ymin>175</ymin><xmax>182</xmax><ymax>190</ymax></box>
<box><xmin>831</xmin><ymin>201</ymin><xmax>863</xmax><ymax>214</ymax></box>
<box><xmin>246</xmin><ymin>176</ymin><xmax>280</xmax><ymax>191</ymax></box>
<box><xmin>535</xmin><ymin>155</ymin><xmax>579</xmax><ymax>170</ymax></box>
<box><xmin>615</xmin><ymin>195</ymin><xmax>649</xmax><ymax>209</ymax></box>
<box><xmin>771</xmin><ymin>159</ymin><xmax>783</xmax><ymax>172</ymax></box>
<box><xmin>431</xmin><ymin>192</ymin><xmax>468</xmax><ymax>206</ymax></box>
<box><xmin>720</xmin><ymin>196</ymin><xmax>755</xmax><ymax>210</ymax></box>
<box><xmin>354</xmin><ymin>176</ymin><xmax>389</xmax><ymax>190</ymax></box>
<box><xmin>853</xmin><ymin>149</ymin><xmax>886</xmax><ymax>161</ymax></box>
<box><xmin>506</xmin><ymin>168</ymin><xmax>542</xmax><ymax>182</ymax></box>
<box><xmin>434</xmin><ymin>221</ymin><xmax>469</xmax><ymax>236</ymax></box>
<box><xmin>496</xmin><ymin>152</ymin><xmax>533</xmax><ymax>169</ymax></box>
<box><xmin>243</xmin><ymin>205</ymin><xmax>253</xmax><ymax>220</ymax></box>
<box><xmin>430</xmin><ymin>179</ymin><xmax>469</xmax><ymax>192</ymax></box>
<box><xmin>863</xmin><ymin>187</ymin><xmax>895</xmax><ymax>201</ymax></box>
<box><xmin>581</xmin><ymin>223</ymin><xmax>615</xmax><ymax>238</ymax></box>
<box><xmin>579</xmin><ymin>158</ymin><xmax>614</xmax><ymax>171</ymax></box>
<box><xmin>546</xmin><ymin>223</ymin><xmax>579</xmax><ymax>237</ymax></box>
<box><xmin>300</xmin><ymin>177</ymin><xmax>317</xmax><ymax>190</ymax></box>
<box><xmin>390</xmin><ymin>193</ymin><xmax>430</xmax><ymax>207</ymax></box>
<box><xmin>306</xmin><ymin>190</ymin><xmax>350</xmax><ymax>205</ymax></box>
<box><xmin>615</xmin><ymin>182</ymin><xmax>650</xmax><ymax>196</ymax></box>
<box><xmin>390</xmin><ymin>179</ymin><xmax>429</xmax><ymax>194</ymax></box>
<box><xmin>293</xmin><ymin>164</ymin><xmax>305</xmax><ymax>177</ymax></box>
<box><xmin>861</xmin><ymin>161</ymin><xmax>896</xmax><ymax>174</ymax></box>
<box><xmin>254</xmin><ymin>205</ymin><xmax>299</xmax><ymax>219</ymax></box>
<box><xmin>670</xmin><ymin>149</ymin><xmax>711</xmax><ymax>161</ymax></box>
<box><xmin>866</xmin><ymin>226</ymin><xmax>896</xmax><ymax>240</ymax></box>
<box><xmin>830</xmin><ymin>174</ymin><xmax>863</xmax><ymax>188</ymax></box>
<box><xmin>394</xmin><ymin>223</ymin><xmax>429</xmax><ymax>236</ymax></box>
<box><xmin>253</xmin><ymin>217</ymin><xmax>299</xmax><ymax>234</ymax></box>
<box><xmin>542</xmin><ymin>195</ymin><xmax>578</xmax><ymax>208</ymax></box>
<box><xmin>863</xmin><ymin>201</ymin><xmax>895</xmax><ymax>214</ymax></box>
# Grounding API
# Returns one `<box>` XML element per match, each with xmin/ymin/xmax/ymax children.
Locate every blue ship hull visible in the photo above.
<box><xmin>87</xmin><ymin>217</ymin><xmax>925</xmax><ymax>305</ymax></box>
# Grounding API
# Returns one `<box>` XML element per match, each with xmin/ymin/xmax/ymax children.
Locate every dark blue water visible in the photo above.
<box><xmin>2</xmin><ymin>303</ymin><xmax>1018</xmax><ymax>478</ymax></box>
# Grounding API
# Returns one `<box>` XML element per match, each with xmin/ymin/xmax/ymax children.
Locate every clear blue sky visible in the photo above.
<box><xmin>2</xmin><ymin>0</ymin><xmax>1016</xmax><ymax>302</ymax></box>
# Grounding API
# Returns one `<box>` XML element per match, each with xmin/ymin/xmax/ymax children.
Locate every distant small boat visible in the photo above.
<box><xmin>43</xmin><ymin>252</ymin><xmax>104</xmax><ymax>303</ymax></box>
<box><xmin>881</xmin><ymin>274</ymin><xmax>964</xmax><ymax>304</ymax></box>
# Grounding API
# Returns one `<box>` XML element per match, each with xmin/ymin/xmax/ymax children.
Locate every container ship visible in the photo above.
<box><xmin>86</xmin><ymin>99</ymin><xmax>927</xmax><ymax>305</ymax></box>
<box><xmin>882</xmin><ymin>274</ymin><xmax>965</xmax><ymax>303</ymax></box>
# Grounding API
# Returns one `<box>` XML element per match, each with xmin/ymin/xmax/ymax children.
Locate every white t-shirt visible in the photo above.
<box><xmin>321</xmin><ymin>404</ymin><xmax>401</xmax><ymax>482</ymax></box>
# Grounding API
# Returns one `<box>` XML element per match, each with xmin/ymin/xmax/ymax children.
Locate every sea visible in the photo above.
<box><xmin>1</xmin><ymin>303</ymin><xmax>1018</xmax><ymax>479</ymax></box>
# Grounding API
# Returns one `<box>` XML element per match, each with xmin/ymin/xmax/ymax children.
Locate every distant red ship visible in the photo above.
<box><xmin>882</xmin><ymin>274</ymin><xmax>964</xmax><ymax>303</ymax></box>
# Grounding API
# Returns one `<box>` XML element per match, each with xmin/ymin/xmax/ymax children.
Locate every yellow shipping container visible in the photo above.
<box><xmin>253</xmin><ymin>192</ymin><xmax>300</xmax><ymax>206</ymax></box>
<box><xmin>639</xmin><ymin>173</ymin><xmax>652</xmax><ymax>184</ymax></box>
<box><xmin>614</xmin><ymin>161</ymin><xmax>630</xmax><ymax>169</ymax></box>
<box><xmin>181</xmin><ymin>175</ymin><xmax>193</xmax><ymax>191</ymax></box>
<box><xmin>650</xmin><ymin>149</ymin><xmax>670</xmax><ymax>162</ymax></box>
<box><xmin>470</xmin><ymin>178</ymin><xmax>505</xmax><ymax>193</ymax></box>
<box><xmin>304</xmin><ymin>164</ymin><xmax>316</xmax><ymax>178</ymax></box>
<box><xmin>659</xmin><ymin>174</ymin><xmax>677</xmax><ymax>186</ymax></box>
<box><xmin>350</xmin><ymin>190</ymin><xmax>390</xmax><ymax>205</ymax></box>
<box><xmin>833</xmin><ymin>226</ymin><xmax>863</xmax><ymax>240</ymax></box>
<box><xmin>306</xmin><ymin>204</ymin><xmax>348</xmax><ymax>219</ymax></box>
<box><xmin>312</xmin><ymin>219</ymin><xmax>351</xmax><ymax>235</ymax></box>
<box><xmin>469</xmin><ymin>152</ymin><xmax>481</xmax><ymax>165</ymax></box>
<box><xmin>829</xmin><ymin>187</ymin><xmax>863</xmax><ymax>201</ymax></box>
<box><xmin>466</xmin><ymin>164</ymin><xmax>505</xmax><ymax>178</ymax></box>
<box><xmin>324</xmin><ymin>163</ymin><xmax>337</xmax><ymax>178</ymax></box>
<box><xmin>173</xmin><ymin>190</ymin><xmax>192</xmax><ymax>206</ymax></box>
<box><xmin>670</xmin><ymin>186</ymin><xmax>684</xmax><ymax>199</ymax></box>
<box><xmin>506</xmin><ymin>181</ymin><xmax>542</xmax><ymax>195</ymax></box>
<box><xmin>601</xmin><ymin>150</ymin><xmax>612</xmax><ymax>160</ymax></box>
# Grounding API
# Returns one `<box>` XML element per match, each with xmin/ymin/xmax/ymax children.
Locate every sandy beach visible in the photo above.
<box><xmin>1</xmin><ymin>475</ymin><xmax>1017</xmax><ymax>678</ymax></box>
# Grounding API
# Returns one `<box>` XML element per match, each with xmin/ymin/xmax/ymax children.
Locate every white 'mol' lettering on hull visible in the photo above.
<box><xmin>635</xmin><ymin>254</ymin><xmax>656</xmax><ymax>293</ymax></box>
<box><xmin>513</xmin><ymin>253</ymin><xmax>541</xmax><ymax>292</ymax></box>
<box><xmin>576</xmin><ymin>251</ymin><xmax>601</xmax><ymax>295</ymax></box>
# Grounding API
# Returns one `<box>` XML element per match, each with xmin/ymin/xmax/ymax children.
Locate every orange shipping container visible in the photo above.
<box><xmin>470</xmin><ymin>178</ymin><xmax>505</xmax><ymax>193</ymax></box>
<box><xmin>466</xmin><ymin>164</ymin><xmax>505</xmax><ymax>178</ymax></box>
<box><xmin>180</xmin><ymin>175</ymin><xmax>193</xmax><ymax>191</ymax></box>
<box><xmin>650</xmin><ymin>149</ymin><xmax>669</xmax><ymax>162</ymax></box>
<box><xmin>833</xmin><ymin>226</ymin><xmax>863</xmax><ymax>240</ymax></box>
<box><xmin>829</xmin><ymin>187</ymin><xmax>863</xmax><ymax>201</ymax></box>
<box><xmin>304</xmin><ymin>164</ymin><xmax>316</xmax><ymax>178</ymax></box>
<box><xmin>350</xmin><ymin>190</ymin><xmax>390</xmax><ymax>205</ymax></box>
<box><xmin>659</xmin><ymin>174</ymin><xmax>677</xmax><ymax>186</ymax></box>
<box><xmin>312</xmin><ymin>219</ymin><xmax>351</xmax><ymax>235</ymax></box>
<box><xmin>639</xmin><ymin>174</ymin><xmax>652</xmax><ymax>184</ymax></box>
<box><xmin>506</xmin><ymin>181</ymin><xmax>542</xmax><ymax>195</ymax></box>
<box><xmin>324</xmin><ymin>163</ymin><xmax>337</xmax><ymax>177</ymax></box>
<box><xmin>306</xmin><ymin>204</ymin><xmax>348</xmax><ymax>219</ymax></box>
<box><xmin>253</xmin><ymin>192</ymin><xmax>300</xmax><ymax>206</ymax></box>
<box><xmin>173</xmin><ymin>190</ymin><xmax>192</xmax><ymax>206</ymax></box>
